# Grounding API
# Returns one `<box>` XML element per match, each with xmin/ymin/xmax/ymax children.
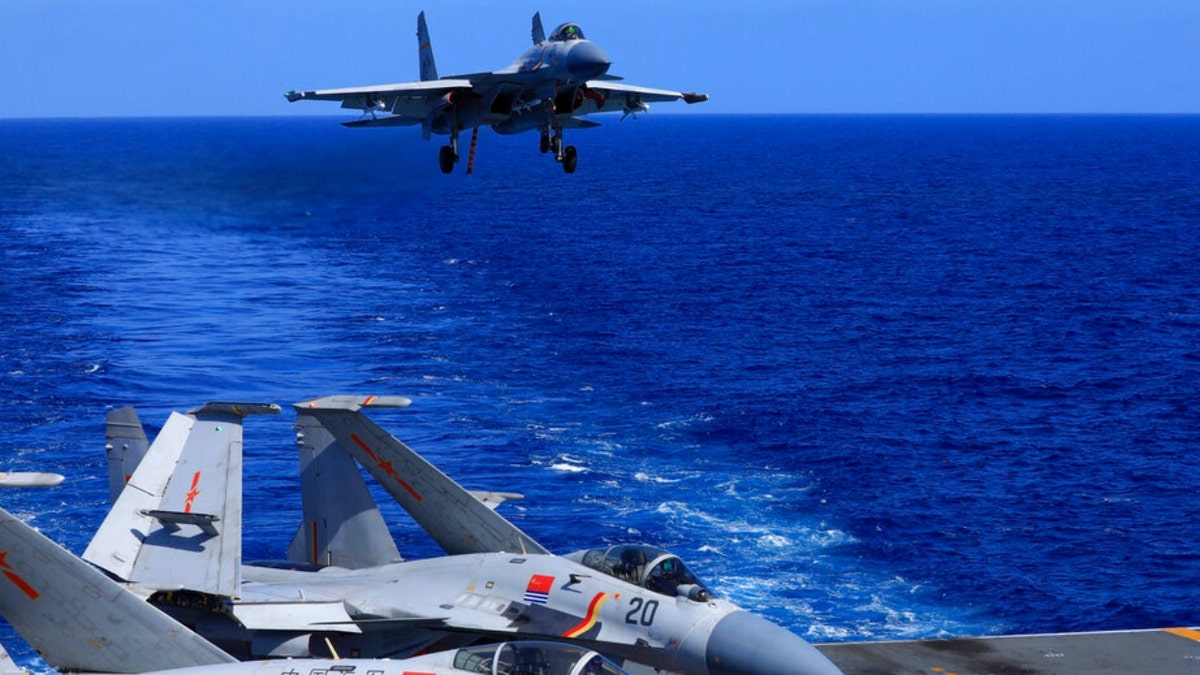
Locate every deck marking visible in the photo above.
<box><xmin>1165</xmin><ymin>627</ymin><xmax>1200</xmax><ymax>642</ymax></box>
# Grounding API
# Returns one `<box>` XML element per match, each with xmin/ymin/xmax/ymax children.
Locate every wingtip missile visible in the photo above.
<box><xmin>0</xmin><ymin>472</ymin><xmax>64</xmax><ymax>488</ymax></box>
<box><xmin>295</xmin><ymin>395</ymin><xmax>413</xmax><ymax>412</ymax></box>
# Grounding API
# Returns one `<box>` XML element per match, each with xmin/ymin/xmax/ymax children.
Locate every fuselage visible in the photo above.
<box><xmin>149</xmin><ymin>551</ymin><xmax>840</xmax><ymax>675</ymax></box>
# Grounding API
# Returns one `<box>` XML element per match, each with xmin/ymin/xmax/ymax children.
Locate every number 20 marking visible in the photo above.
<box><xmin>625</xmin><ymin>598</ymin><xmax>659</xmax><ymax>626</ymax></box>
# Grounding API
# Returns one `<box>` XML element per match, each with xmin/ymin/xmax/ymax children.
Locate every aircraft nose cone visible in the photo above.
<box><xmin>706</xmin><ymin>611</ymin><xmax>844</xmax><ymax>675</ymax></box>
<box><xmin>567</xmin><ymin>41</ymin><xmax>611</xmax><ymax>80</ymax></box>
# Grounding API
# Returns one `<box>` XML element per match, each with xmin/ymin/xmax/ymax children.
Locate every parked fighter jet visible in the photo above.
<box><xmin>82</xmin><ymin>399</ymin><xmax>843</xmax><ymax>675</ymax></box>
<box><xmin>0</xmin><ymin>475</ymin><xmax>628</xmax><ymax>675</ymax></box>
<box><xmin>285</xmin><ymin>12</ymin><xmax>708</xmax><ymax>174</ymax></box>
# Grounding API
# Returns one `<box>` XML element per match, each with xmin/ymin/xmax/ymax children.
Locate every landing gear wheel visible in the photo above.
<box><xmin>439</xmin><ymin>145</ymin><xmax>457</xmax><ymax>174</ymax></box>
<box><xmin>561</xmin><ymin>145</ymin><xmax>578</xmax><ymax>174</ymax></box>
<box><xmin>540</xmin><ymin>131</ymin><xmax>551</xmax><ymax>154</ymax></box>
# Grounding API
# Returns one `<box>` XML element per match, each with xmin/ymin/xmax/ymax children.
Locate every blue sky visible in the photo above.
<box><xmin>3</xmin><ymin>0</ymin><xmax>1198</xmax><ymax>117</ymax></box>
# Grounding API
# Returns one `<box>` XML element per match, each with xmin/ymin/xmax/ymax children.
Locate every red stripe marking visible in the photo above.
<box><xmin>3</xmin><ymin>571</ymin><xmax>39</xmax><ymax>600</ymax></box>
<box><xmin>351</xmin><ymin>433</ymin><xmax>380</xmax><ymax>461</ymax></box>
<box><xmin>396</xmin><ymin>476</ymin><xmax>423</xmax><ymax>502</ymax></box>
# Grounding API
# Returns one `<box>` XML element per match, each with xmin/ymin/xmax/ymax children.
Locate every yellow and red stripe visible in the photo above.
<box><xmin>563</xmin><ymin>592</ymin><xmax>609</xmax><ymax>638</ymax></box>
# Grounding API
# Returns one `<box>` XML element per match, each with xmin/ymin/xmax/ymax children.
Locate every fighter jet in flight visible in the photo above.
<box><xmin>285</xmin><ymin>12</ymin><xmax>708</xmax><ymax>174</ymax></box>
<box><xmin>81</xmin><ymin>399</ymin><xmax>843</xmax><ymax>675</ymax></box>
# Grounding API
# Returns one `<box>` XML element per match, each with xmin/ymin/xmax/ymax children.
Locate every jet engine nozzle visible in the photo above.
<box><xmin>566</xmin><ymin>41</ymin><xmax>611</xmax><ymax>81</ymax></box>
<box><xmin>705</xmin><ymin>611</ymin><xmax>844</xmax><ymax>675</ymax></box>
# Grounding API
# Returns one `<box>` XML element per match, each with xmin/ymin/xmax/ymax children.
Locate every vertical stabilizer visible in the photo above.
<box><xmin>297</xmin><ymin>396</ymin><xmax>548</xmax><ymax>557</ymax></box>
<box><xmin>105</xmin><ymin>406</ymin><xmax>149</xmax><ymax>505</ymax></box>
<box><xmin>417</xmin><ymin>11</ymin><xmax>438</xmax><ymax>81</ymax></box>
<box><xmin>0</xmin><ymin>504</ymin><xmax>236</xmax><ymax>672</ymax></box>
<box><xmin>83</xmin><ymin>403</ymin><xmax>280</xmax><ymax>598</ymax></box>
<box><xmin>531</xmin><ymin>11</ymin><xmax>546</xmax><ymax>45</ymax></box>
<box><xmin>286</xmin><ymin>410</ymin><xmax>402</xmax><ymax>569</ymax></box>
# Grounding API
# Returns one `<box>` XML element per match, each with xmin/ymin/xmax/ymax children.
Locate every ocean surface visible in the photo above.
<box><xmin>1</xmin><ymin>114</ymin><xmax>1198</xmax><ymax>667</ymax></box>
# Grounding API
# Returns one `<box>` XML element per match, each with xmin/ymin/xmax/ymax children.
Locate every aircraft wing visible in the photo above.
<box><xmin>816</xmin><ymin>627</ymin><xmax>1200</xmax><ymax>674</ymax></box>
<box><xmin>286</xmin><ymin>78</ymin><xmax>474</xmax><ymax>104</ymax></box>
<box><xmin>0</xmin><ymin>503</ymin><xmax>237</xmax><ymax>672</ymax></box>
<box><xmin>296</xmin><ymin>396</ymin><xmax>549</xmax><ymax>557</ymax></box>
<box><xmin>581</xmin><ymin>81</ymin><xmax>709</xmax><ymax>113</ymax></box>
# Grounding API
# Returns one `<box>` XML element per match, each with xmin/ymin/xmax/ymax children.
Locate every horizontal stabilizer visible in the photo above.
<box><xmin>0</xmin><ymin>504</ymin><xmax>236</xmax><ymax>672</ymax></box>
<box><xmin>295</xmin><ymin>396</ymin><xmax>549</xmax><ymax>556</ymax></box>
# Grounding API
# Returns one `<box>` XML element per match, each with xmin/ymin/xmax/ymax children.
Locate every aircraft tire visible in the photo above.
<box><xmin>439</xmin><ymin>146</ymin><xmax>456</xmax><ymax>174</ymax></box>
<box><xmin>562</xmin><ymin>145</ymin><xmax>578</xmax><ymax>174</ymax></box>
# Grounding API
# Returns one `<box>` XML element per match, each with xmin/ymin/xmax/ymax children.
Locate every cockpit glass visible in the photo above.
<box><xmin>551</xmin><ymin>23</ymin><xmax>585</xmax><ymax>41</ymax></box>
<box><xmin>454</xmin><ymin>641</ymin><xmax>629</xmax><ymax>675</ymax></box>
<box><xmin>576</xmin><ymin>545</ymin><xmax>713</xmax><ymax>599</ymax></box>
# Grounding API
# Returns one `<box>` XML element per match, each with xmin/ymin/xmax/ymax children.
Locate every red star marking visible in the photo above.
<box><xmin>183</xmin><ymin>471</ymin><xmax>202</xmax><ymax>513</ymax></box>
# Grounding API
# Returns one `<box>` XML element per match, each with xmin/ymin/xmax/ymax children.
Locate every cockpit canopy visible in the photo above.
<box><xmin>453</xmin><ymin>641</ymin><xmax>627</xmax><ymax>675</ymax></box>
<box><xmin>573</xmin><ymin>545</ymin><xmax>712</xmax><ymax>601</ymax></box>
<box><xmin>550</xmin><ymin>23</ymin><xmax>586</xmax><ymax>41</ymax></box>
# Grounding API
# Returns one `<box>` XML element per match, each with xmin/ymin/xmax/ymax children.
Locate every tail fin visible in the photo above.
<box><xmin>286</xmin><ymin>409</ymin><xmax>402</xmax><ymax>569</ymax></box>
<box><xmin>83</xmin><ymin>402</ymin><xmax>280</xmax><ymax>597</ymax></box>
<box><xmin>531</xmin><ymin>12</ymin><xmax>546</xmax><ymax>45</ymax></box>
<box><xmin>0</xmin><ymin>504</ymin><xmax>236</xmax><ymax>672</ymax></box>
<box><xmin>296</xmin><ymin>396</ymin><xmax>548</xmax><ymax>557</ymax></box>
<box><xmin>104</xmin><ymin>406</ymin><xmax>150</xmax><ymax>505</ymax></box>
<box><xmin>417</xmin><ymin>11</ymin><xmax>438</xmax><ymax>81</ymax></box>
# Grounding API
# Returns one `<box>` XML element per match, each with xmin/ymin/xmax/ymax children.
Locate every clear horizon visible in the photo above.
<box><xmin>4</xmin><ymin>1</ymin><xmax>1198</xmax><ymax>118</ymax></box>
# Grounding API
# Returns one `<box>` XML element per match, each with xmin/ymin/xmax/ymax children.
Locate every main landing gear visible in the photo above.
<box><xmin>540</xmin><ymin>126</ymin><xmax>578</xmax><ymax>174</ymax></box>
<box><xmin>438</xmin><ymin>145</ymin><xmax>457</xmax><ymax>174</ymax></box>
<box><xmin>437</xmin><ymin>127</ymin><xmax>480</xmax><ymax>175</ymax></box>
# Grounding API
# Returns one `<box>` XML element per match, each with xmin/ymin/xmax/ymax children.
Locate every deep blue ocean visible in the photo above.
<box><xmin>1</xmin><ymin>115</ymin><xmax>1199</xmax><ymax>667</ymax></box>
